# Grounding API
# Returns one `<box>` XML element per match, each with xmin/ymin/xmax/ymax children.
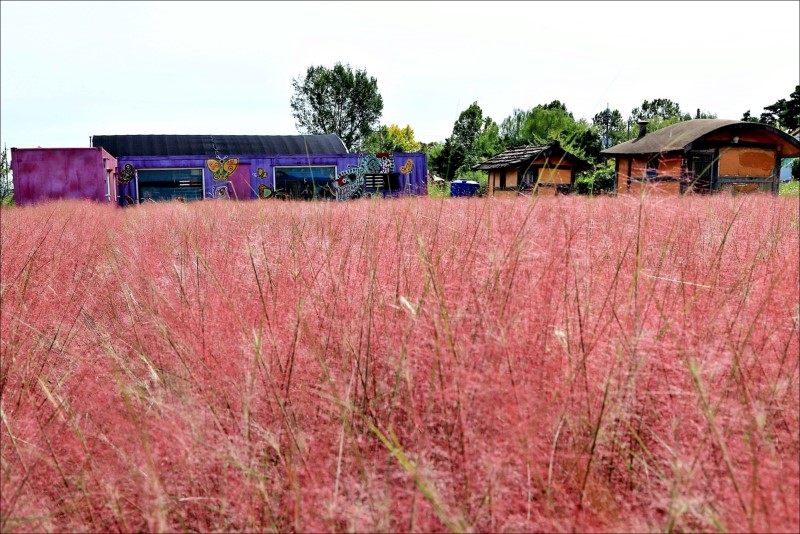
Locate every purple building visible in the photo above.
<box><xmin>11</xmin><ymin>134</ymin><xmax>428</xmax><ymax>206</ymax></box>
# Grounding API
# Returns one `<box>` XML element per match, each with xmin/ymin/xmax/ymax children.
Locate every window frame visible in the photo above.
<box><xmin>136</xmin><ymin>167</ymin><xmax>205</xmax><ymax>203</ymax></box>
<box><xmin>273</xmin><ymin>165</ymin><xmax>338</xmax><ymax>200</ymax></box>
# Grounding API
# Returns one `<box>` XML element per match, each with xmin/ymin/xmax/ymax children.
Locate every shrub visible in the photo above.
<box><xmin>575</xmin><ymin>163</ymin><xmax>616</xmax><ymax>195</ymax></box>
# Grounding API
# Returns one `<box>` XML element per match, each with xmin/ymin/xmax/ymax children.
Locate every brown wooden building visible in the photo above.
<box><xmin>602</xmin><ymin>119</ymin><xmax>800</xmax><ymax>195</ymax></box>
<box><xmin>472</xmin><ymin>141</ymin><xmax>591</xmax><ymax>197</ymax></box>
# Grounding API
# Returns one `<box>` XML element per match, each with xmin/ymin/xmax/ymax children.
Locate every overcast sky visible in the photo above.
<box><xmin>2</xmin><ymin>1</ymin><xmax>798</xmax><ymax>151</ymax></box>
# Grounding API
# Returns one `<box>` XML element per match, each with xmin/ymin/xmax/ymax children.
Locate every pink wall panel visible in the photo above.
<box><xmin>226</xmin><ymin>164</ymin><xmax>252</xmax><ymax>200</ymax></box>
<box><xmin>11</xmin><ymin>148</ymin><xmax>116</xmax><ymax>206</ymax></box>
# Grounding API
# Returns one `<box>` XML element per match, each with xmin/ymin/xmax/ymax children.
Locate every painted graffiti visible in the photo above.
<box><xmin>256</xmin><ymin>167</ymin><xmax>268</xmax><ymax>179</ymax></box>
<box><xmin>329</xmin><ymin>153</ymin><xmax>398</xmax><ymax>200</ymax></box>
<box><xmin>118</xmin><ymin>163</ymin><xmax>136</xmax><ymax>184</ymax></box>
<box><xmin>214</xmin><ymin>184</ymin><xmax>230</xmax><ymax>199</ymax></box>
<box><xmin>257</xmin><ymin>183</ymin><xmax>274</xmax><ymax>199</ymax></box>
<box><xmin>333</xmin><ymin>166</ymin><xmax>366</xmax><ymax>200</ymax></box>
<box><xmin>207</xmin><ymin>158</ymin><xmax>239</xmax><ymax>182</ymax></box>
<box><xmin>361</xmin><ymin>153</ymin><xmax>394</xmax><ymax>174</ymax></box>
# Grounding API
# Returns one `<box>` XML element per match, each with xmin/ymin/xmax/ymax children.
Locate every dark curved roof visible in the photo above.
<box><xmin>602</xmin><ymin>119</ymin><xmax>800</xmax><ymax>157</ymax></box>
<box><xmin>91</xmin><ymin>134</ymin><xmax>348</xmax><ymax>157</ymax></box>
<box><xmin>472</xmin><ymin>141</ymin><xmax>591</xmax><ymax>171</ymax></box>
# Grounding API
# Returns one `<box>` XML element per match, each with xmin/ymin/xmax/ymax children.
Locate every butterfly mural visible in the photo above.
<box><xmin>399</xmin><ymin>158</ymin><xmax>413</xmax><ymax>174</ymax></box>
<box><xmin>207</xmin><ymin>158</ymin><xmax>239</xmax><ymax>182</ymax></box>
<box><xmin>256</xmin><ymin>167</ymin><xmax>268</xmax><ymax>179</ymax></box>
<box><xmin>257</xmin><ymin>184</ymin><xmax>274</xmax><ymax>199</ymax></box>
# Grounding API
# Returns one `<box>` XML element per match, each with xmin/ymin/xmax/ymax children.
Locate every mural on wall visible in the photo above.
<box><xmin>257</xmin><ymin>183</ymin><xmax>274</xmax><ymax>199</ymax></box>
<box><xmin>399</xmin><ymin>158</ymin><xmax>413</xmax><ymax>174</ymax></box>
<box><xmin>214</xmin><ymin>184</ymin><xmax>230</xmax><ymax>199</ymax></box>
<box><xmin>118</xmin><ymin>163</ymin><xmax>136</xmax><ymax>184</ymax></box>
<box><xmin>333</xmin><ymin>164</ymin><xmax>366</xmax><ymax>200</ymax></box>
<box><xmin>362</xmin><ymin>153</ymin><xmax>394</xmax><ymax>174</ymax></box>
<box><xmin>329</xmin><ymin>153</ymin><xmax>398</xmax><ymax>200</ymax></box>
<box><xmin>255</xmin><ymin>167</ymin><xmax>268</xmax><ymax>179</ymax></box>
<box><xmin>207</xmin><ymin>158</ymin><xmax>239</xmax><ymax>182</ymax></box>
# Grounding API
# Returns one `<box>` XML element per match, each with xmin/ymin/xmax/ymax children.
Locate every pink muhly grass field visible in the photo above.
<box><xmin>1</xmin><ymin>194</ymin><xmax>798</xmax><ymax>533</ymax></box>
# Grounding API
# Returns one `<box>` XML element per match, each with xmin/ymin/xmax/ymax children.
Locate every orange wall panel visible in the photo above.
<box><xmin>543</xmin><ymin>155</ymin><xmax>574</xmax><ymax>169</ymax></box>
<box><xmin>507</xmin><ymin>169</ymin><xmax>519</xmax><ymax>187</ymax></box>
<box><xmin>631</xmin><ymin>157</ymin><xmax>647</xmax><ymax>178</ymax></box>
<box><xmin>539</xmin><ymin>168</ymin><xmax>572</xmax><ymax>184</ymax></box>
<box><xmin>659</xmin><ymin>156</ymin><xmax>683</xmax><ymax>176</ymax></box>
<box><xmin>718</xmin><ymin>147</ymin><xmax>774</xmax><ymax>177</ymax></box>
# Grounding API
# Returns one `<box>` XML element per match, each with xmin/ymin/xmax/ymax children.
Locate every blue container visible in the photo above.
<box><xmin>450</xmin><ymin>180</ymin><xmax>480</xmax><ymax>197</ymax></box>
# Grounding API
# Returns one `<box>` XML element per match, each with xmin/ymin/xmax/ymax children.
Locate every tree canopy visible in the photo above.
<box><xmin>290</xmin><ymin>62</ymin><xmax>383</xmax><ymax>152</ymax></box>
<box><xmin>432</xmin><ymin>102</ymin><xmax>501</xmax><ymax>180</ymax></box>
<box><xmin>755</xmin><ymin>85</ymin><xmax>800</xmax><ymax>132</ymax></box>
<box><xmin>0</xmin><ymin>147</ymin><xmax>12</xmax><ymax>205</ymax></box>
<box><xmin>362</xmin><ymin>124</ymin><xmax>422</xmax><ymax>153</ymax></box>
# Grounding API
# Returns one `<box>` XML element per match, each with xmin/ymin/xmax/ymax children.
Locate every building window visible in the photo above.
<box><xmin>523</xmin><ymin>168</ymin><xmax>538</xmax><ymax>186</ymax></box>
<box><xmin>137</xmin><ymin>168</ymin><xmax>203</xmax><ymax>202</ymax></box>
<box><xmin>499</xmin><ymin>170</ymin><xmax>507</xmax><ymax>189</ymax></box>
<box><xmin>645</xmin><ymin>155</ymin><xmax>659</xmax><ymax>178</ymax></box>
<box><xmin>274</xmin><ymin>166</ymin><xmax>336</xmax><ymax>200</ymax></box>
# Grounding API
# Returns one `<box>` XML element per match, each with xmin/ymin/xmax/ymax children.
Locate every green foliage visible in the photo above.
<box><xmin>420</xmin><ymin>141</ymin><xmax>444</xmax><ymax>172</ymax></box>
<box><xmin>290</xmin><ymin>62</ymin><xmax>383</xmax><ymax>152</ymax></box>
<box><xmin>498</xmin><ymin>109</ymin><xmax>525</xmax><ymax>147</ymax></box>
<box><xmin>779</xmin><ymin>179</ymin><xmax>799</xmax><ymax>196</ymax></box>
<box><xmin>432</xmin><ymin>102</ymin><xmax>500</xmax><ymax>180</ymax></box>
<box><xmin>458</xmin><ymin>169</ymin><xmax>489</xmax><ymax>196</ymax></box>
<box><xmin>625</xmin><ymin>98</ymin><xmax>691</xmax><ymax>139</ymax></box>
<box><xmin>741</xmin><ymin>86</ymin><xmax>799</xmax><ymax>132</ymax></box>
<box><xmin>760</xmin><ymin>85</ymin><xmax>800</xmax><ymax>132</ymax></box>
<box><xmin>593</xmin><ymin>107</ymin><xmax>626</xmax><ymax>148</ymax></box>
<box><xmin>498</xmin><ymin>102</ymin><xmax>601</xmax><ymax>164</ymax></box>
<box><xmin>575</xmin><ymin>161</ymin><xmax>616</xmax><ymax>195</ymax></box>
<box><xmin>362</xmin><ymin>124</ymin><xmax>422</xmax><ymax>153</ymax></box>
<box><xmin>426</xmin><ymin>176</ymin><xmax>449</xmax><ymax>198</ymax></box>
<box><xmin>741</xmin><ymin>110</ymin><xmax>760</xmax><ymax>123</ymax></box>
<box><xmin>0</xmin><ymin>147</ymin><xmax>13</xmax><ymax>206</ymax></box>
<box><xmin>629</xmin><ymin>98</ymin><xmax>684</xmax><ymax>122</ymax></box>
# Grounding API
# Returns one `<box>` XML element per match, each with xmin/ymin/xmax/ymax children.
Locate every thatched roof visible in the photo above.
<box><xmin>472</xmin><ymin>141</ymin><xmax>591</xmax><ymax>171</ymax></box>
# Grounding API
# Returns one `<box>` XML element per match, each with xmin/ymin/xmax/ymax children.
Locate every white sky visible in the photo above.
<box><xmin>1</xmin><ymin>1</ymin><xmax>798</xmax><ymax>150</ymax></box>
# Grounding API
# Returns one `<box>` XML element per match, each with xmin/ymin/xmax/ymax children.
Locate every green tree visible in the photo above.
<box><xmin>741</xmin><ymin>110</ymin><xmax>760</xmax><ymax>123</ymax></box>
<box><xmin>0</xmin><ymin>147</ymin><xmax>12</xmax><ymax>205</ymax></box>
<box><xmin>420</xmin><ymin>141</ymin><xmax>444</xmax><ymax>174</ymax></box>
<box><xmin>629</xmin><ymin>98</ymin><xmax>684</xmax><ymax>121</ymax></box>
<box><xmin>592</xmin><ymin>107</ymin><xmax>626</xmax><ymax>148</ymax></box>
<box><xmin>290</xmin><ymin>62</ymin><xmax>383</xmax><ymax>152</ymax></box>
<box><xmin>499</xmin><ymin>108</ymin><xmax>529</xmax><ymax>148</ymax></box>
<box><xmin>760</xmin><ymin>85</ymin><xmax>800</xmax><ymax>132</ymax></box>
<box><xmin>362</xmin><ymin>124</ymin><xmax>422</xmax><ymax>153</ymax></box>
<box><xmin>433</xmin><ymin>102</ymin><xmax>498</xmax><ymax>180</ymax></box>
<box><xmin>498</xmin><ymin>102</ymin><xmax>600</xmax><ymax>163</ymax></box>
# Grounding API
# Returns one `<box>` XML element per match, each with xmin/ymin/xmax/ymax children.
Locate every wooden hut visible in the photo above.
<box><xmin>472</xmin><ymin>141</ymin><xmax>591</xmax><ymax>197</ymax></box>
<box><xmin>601</xmin><ymin>119</ymin><xmax>800</xmax><ymax>195</ymax></box>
